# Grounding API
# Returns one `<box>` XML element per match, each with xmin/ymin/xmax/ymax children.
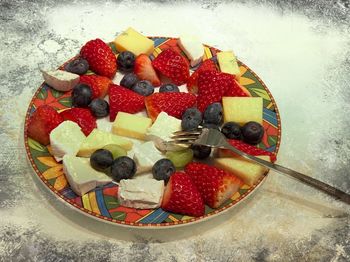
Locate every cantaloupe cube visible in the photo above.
<box><xmin>114</xmin><ymin>27</ymin><xmax>154</xmax><ymax>56</ymax></box>
<box><xmin>213</xmin><ymin>156</ymin><xmax>270</xmax><ymax>186</ymax></box>
<box><xmin>217</xmin><ymin>51</ymin><xmax>241</xmax><ymax>79</ymax></box>
<box><xmin>112</xmin><ymin>112</ymin><xmax>152</xmax><ymax>140</ymax></box>
<box><xmin>222</xmin><ymin>97</ymin><xmax>263</xmax><ymax>125</ymax></box>
<box><xmin>78</xmin><ymin>129</ymin><xmax>132</xmax><ymax>157</ymax></box>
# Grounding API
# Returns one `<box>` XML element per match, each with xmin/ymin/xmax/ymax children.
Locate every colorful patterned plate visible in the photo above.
<box><xmin>24</xmin><ymin>37</ymin><xmax>281</xmax><ymax>228</ymax></box>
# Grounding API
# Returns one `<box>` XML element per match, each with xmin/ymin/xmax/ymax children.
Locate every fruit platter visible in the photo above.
<box><xmin>24</xmin><ymin>27</ymin><xmax>281</xmax><ymax>227</ymax></box>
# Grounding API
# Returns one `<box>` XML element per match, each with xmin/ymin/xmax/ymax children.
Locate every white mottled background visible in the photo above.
<box><xmin>1</xmin><ymin>0</ymin><xmax>350</xmax><ymax>261</ymax></box>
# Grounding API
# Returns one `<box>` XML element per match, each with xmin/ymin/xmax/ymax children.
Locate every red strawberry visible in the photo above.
<box><xmin>60</xmin><ymin>108</ymin><xmax>96</xmax><ymax>136</ymax></box>
<box><xmin>161</xmin><ymin>172</ymin><xmax>204</xmax><ymax>217</ymax></box>
<box><xmin>27</xmin><ymin>105</ymin><xmax>63</xmax><ymax>145</ymax></box>
<box><xmin>134</xmin><ymin>54</ymin><xmax>161</xmax><ymax>87</ymax></box>
<box><xmin>187</xmin><ymin>59</ymin><xmax>217</xmax><ymax>94</ymax></box>
<box><xmin>224</xmin><ymin>78</ymin><xmax>250</xmax><ymax>97</ymax></box>
<box><xmin>79</xmin><ymin>75</ymin><xmax>112</xmax><ymax>99</ymax></box>
<box><xmin>152</xmin><ymin>48</ymin><xmax>190</xmax><ymax>85</ymax></box>
<box><xmin>108</xmin><ymin>84</ymin><xmax>145</xmax><ymax>121</ymax></box>
<box><xmin>185</xmin><ymin>162</ymin><xmax>243</xmax><ymax>209</ymax></box>
<box><xmin>220</xmin><ymin>139</ymin><xmax>277</xmax><ymax>162</ymax></box>
<box><xmin>145</xmin><ymin>92</ymin><xmax>196</xmax><ymax>121</ymax></box>
<box><xmin>196</xmin><ymin>70</ymin><xmax>249</xmax><ymax>112</ymax></box>
<box><xmin>80</xmin><ymin>39</ymin><xmax>117</xmax><ymax>79</ymax></box>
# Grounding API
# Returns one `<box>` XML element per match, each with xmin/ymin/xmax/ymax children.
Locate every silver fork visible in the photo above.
<box><xmin>165</xmin><ymin>127</ymin><xmax>350</xmax><ymax>205</ymax></box>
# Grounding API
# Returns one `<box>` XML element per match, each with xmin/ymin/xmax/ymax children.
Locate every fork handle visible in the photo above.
<box><xmin>224</xmin><ymin>144</ymin><xmax>350</xmax><ymax>204</ymax></box>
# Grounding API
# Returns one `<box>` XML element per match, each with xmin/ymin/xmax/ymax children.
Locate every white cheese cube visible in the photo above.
<box><xmin>50</xmin><ymin>121</ymin><xmax>86</xmax><ymax>162</ymax></box>
<box><xmin>178</xmin><ymin>35</ymin><xmax>204</xmax><ymax>67</ymax></box>
<box><xmin>63</xmin><ymin>155</ymin><xmax>112</xmax><ymax>196</ymax></box>
<box><xmin>146</xmin><ymin>112</ymin><xmax>182</xmax><ymax>151</ymax></box>
<box><xmin>118</xmin><ymin>176</ymin><xmax>164</xmax><ymax>209</ymax></box>
<box><xmin>133</xmin><ymin>141</ymin><xmax>164</xmax><ymax>173</ymax></box>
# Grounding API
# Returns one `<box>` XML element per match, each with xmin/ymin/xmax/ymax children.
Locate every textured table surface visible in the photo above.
<box><xmin>1</xmin><ymin>0</ymin><xmax>350</xmax><ymax>261</ymax></box>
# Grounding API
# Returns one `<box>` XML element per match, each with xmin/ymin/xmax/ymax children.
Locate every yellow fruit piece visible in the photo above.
<box><xmin>217</xmin><ymin>51</ymin><xmax>241</xmax><ymax>79</ymax></box>
<box><xmin>213</xmin><ymin>156</ymin><xmax>270</xmax><ymax>186</ymax></box>
<box><xmin>112</xmin><ymin>112</ymin><xmax>152</xmax><ymax>140</ymax></box>
<box><xmin>78</xmin><ymin>129</ymin><xmax>132</xmax><ymax>157</ymax></box>
<box><xmin>114</xmin><ymin>27</ymin><xmax>154</xmax><ymax>56</ymax></box>
<box><xmin>222</xmin><ymin>97</ymin><xmax>263</xmax><ymax>125</ymax></box>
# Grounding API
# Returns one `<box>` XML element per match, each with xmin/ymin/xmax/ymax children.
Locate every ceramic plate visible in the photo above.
<box><xmin>24</xmin><ymin>36</ymin><xmax>281</xmax><ymax>227</ymax></box>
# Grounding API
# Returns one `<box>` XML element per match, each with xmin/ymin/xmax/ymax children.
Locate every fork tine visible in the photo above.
<box><xmin>172</xmin><ymin>129</ymin><xmax>202</xmax><ymax>136</ymax></box>
<box><xmin>170</xmin><ymin>134</ymin><xmax>199</xmax><ymax>140</ymax></box>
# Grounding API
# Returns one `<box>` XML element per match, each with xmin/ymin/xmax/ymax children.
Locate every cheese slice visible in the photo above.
<box><xmin>78</xmin><ymin>129</ymin><xmax>133</xmax><ymax>157</ymax></box>
<box><xmin>50</xmin><ymin>121</ymin><xmax>86</xmax><ymax>162</ymax></box>
<box><xmin>112</xmin><ymin>112</ymin><xmax>152</xmax><ymax>140</ymax></box>
<box><xmin>222</xmin><ymin>97</ymin><xmax>263</xmax><ymax>125</ymax></box>
<box><xmin>146</xmin><ymin>112</ymin><xmax>182</xmax><ymax>151</ymax></box>
<box><xmin>63</xmin><ymin>155</ymin><xmax>112</xmax><ymax>196</ymax></box>
<box><xmin>178</xmin><ymin>35</ymin><xmax>204</xmax><ymax>67</ymax></box>
<box><xmin>133</xmin><ymin>141</ymin><xmax>164</xmax><ymax>173</ymax></box>
<box><xmin>217</xmin><ymin>51</ymin><xmax>241</xmax><ymax>79</ymax></box>
<box><xmin>114</xmin><ymin>27</ymin><xmax>154</xmax><ymax>56</ymax></box>
<box><xmin>118</xmin><ymin>176</ymin><xmax>164</xmax><ymax>209</ymax></box>
<box><xmin>42</xmin><ymin>69</ymin><xmax>79</xmax><ymax>92</ymax></box>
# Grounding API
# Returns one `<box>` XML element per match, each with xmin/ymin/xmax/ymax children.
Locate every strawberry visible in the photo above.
<box><xmin>27</xmin><ymin>105</ymin><xmax>63</xmax><ymax>145</ymax></box>
<box><xmin>219</xmin><ymin>139</ymin><xmax>277</xmax><ymax>162</ymax></box>
<box><xmin>79</xmin><ymin>75</ymin><xmax>112</xmax><ymax>99</ymax></box>
<box><xmin>196</xmin><ymin>70</ymin><xmax>249</xmax><ymax>112</ymax></box>
<box><xmin>224</xmin><ymin>77</ymin><xmax>250</xmax><ymax>97</ymax></box>
<box><xmin>80</xmin><ymin>39</ymin><xmax>117</xmax><ymax>79</ymax></box>
<box><xmin>108</xmin><ymin>84</ymin><xmax>145</xmax><ymax>121</ymax></box>
<box><xmin>145</xmin><ymin>92</ymin><xmax>196</xmax><ymax>121</ymax></box>
<box><xmin>134</xmin><ymin>54</ymin><xmax>161</xmax><ymax>87</ymax></box>
<box><xmin>161</xmin><ymin>172</ymin><xmax>204</xmax><ymax>217</ymax></box>
<box><xmin>185</xmin><ymin>162</ymin><xmax>243</xmax><ymax>209</ymax></box>
<box><xmin>152</xmin><ymin>48</ymin><xmax>190</xmax><ymax>85</ymax></box>
<box><xmin>187</xmin><ymin>59</ymin><xmax>217</xmax><ymax>94</ymax></box>
<box><xmin>60</xmin><ymin>108</ymin><xmax>96</xmax><ymax>136</ymax></box>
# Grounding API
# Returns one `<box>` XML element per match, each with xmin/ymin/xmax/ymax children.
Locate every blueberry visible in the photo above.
<box><xmin>241</xmin><ymin>121</ymin><xmax>264</xmax><ymax>145</ymax></box>
<box><xmin>90</xmin><ymin>149</ymin><xmax>113</xmax><ymax>171</ymax></box>
<box><xmin>159</xmin><ymin>83</ymin><xmax>179</xmax><ymax>93</ymax></box>
<box><xmin>117</xmin><ymin>51</ymin><xmax>136</xmax><ymax>72</ymax></box>
<box><xmin>64</xmin><ymin>58</ymin><xmax>89</xmax><ymax>75</ymax></box>
<box><xmin>152</xmin><ymin>159</ymin><xmax>175</xmax><ymax>183</ymax></box>
<box><xmin>111</xmin><ymin>156</ymin><xmax>136</xmax><ymax>181</ymax></box>
<box><xmin>221</xmin><ymin>122</ymin><xmax>242</xmax><ymax>140</ymax></box>
<box><xmin>181</xmin><ymin>107</ymin><xmax>202</xmax><ymax>131</ymax></box>
<box><xmin>89</xmin><ymin>98</ymin><xmax>109</xmax><ymax>118</ymax></box>
<box><xmin>132</xmin><ymin>80</ymin><xmax>154</xmax><ymax>96</ymax></box>
<box><xmin>202</xmin><ymin>122</ymin><xmax>220</xmax><ymax>130</ymax></box>
<box><xmin>72</xmin><ymin>83</ymin><xmax>92</xmax><ymax>107</ymax></box>
<box><xmin>203</xmin><ymin>103</ymin><xmax>223</xmax><ymax>125</ymax></box>
<box><xmin>191</xmin><ymin>145</ymin><xmax>211</xmax><ymax>159</ymax></box>
<box><xmin>120</xmin><ymin>73</ymin><xmax>139</xmax><ymax>89</ymax></box>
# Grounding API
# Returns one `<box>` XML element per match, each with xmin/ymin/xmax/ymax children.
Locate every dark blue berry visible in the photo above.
<box><xmin>203</xmin><ymin>103</ymin><xmax>222</xmax><ymax>125</ymax></box>
<box><xmin>120</xmin><ymin>73</ymin><xmax>139</xmax><ymax>89</ymax></box>
<box><xmin>64</xmin><ymin>58</ymin><xmax>89</xmax><ymax>75</ymax></box>
<box><xmin>132</xmin><ymin>80</ymin><xmax>154</xmax><ymax>96</ymax></box>
<box><xmin>241</xmin><ymin>121</ymin><xmax>264</xmax><ymax>145</ymax></box>
<box><xmin>90</xmin><ymin>149</ymin><xmax>113</xmax><ymax>171</ymax></box>
<box><xmin>181</xmin><ymin>107</ymin><xmax>202</xmax><ymax>131</ymax></box>
<box><xmin>111</xmin><ymin>156</ymin><xmax>136</xmax><ymax>181</ymax></box>
<box><xmin>191</xmin><ymin>145</ymin><xmax>211</xmax><ymax>159</ymax></box>
<box><xmin>89</xmin><ymin>98</ymin><xmax>109</xmax><ymax>118</ymax></box>
<box><xmin>117</xmin><ymin>51</ymin><xmax>136</xmax><ymax>72</ymax></box>
<box><xmin>159</xmin><ymin>83</ymin><xmax>179</xmax><ymax>93</ymax></box>
<box><xmin>72</xmin><ymin>83</ymin><xmax>92</xmax><ymax>107</ymax></box>
<box><xmin>221</xmin><ymin>122</ymin><xmax>242</xmax><ymax>139</ymax></box>
<box><xmin>152</xmin><ymin>159</ymin><xmax>175</xmax><ymax>183</ymax></box>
